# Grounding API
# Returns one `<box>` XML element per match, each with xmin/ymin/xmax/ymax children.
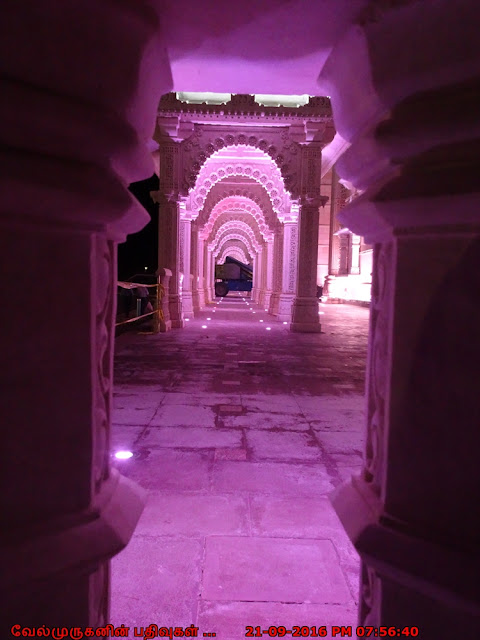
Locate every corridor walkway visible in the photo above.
<box><xmin>110</xmin><ymin>297</ymin><xmax>369</xmax><ymax>638</ymax></box>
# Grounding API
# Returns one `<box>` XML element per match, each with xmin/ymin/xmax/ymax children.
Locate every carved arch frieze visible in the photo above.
<box><xmin>209</xmin><ymin>213</ymin><xmax>264</xmax><ymax>245</ymax></box>
<box><xmin>211</xmin><ymin>231</ymin><xmax>258</xmax><ymax>257</ymax></box>
<box><xmin>181</xmin><ymin>131</ymin><xmax>301</xmax><ymax>198</ymax></box>
<box><xmin>218</xmin><ymin>246</ymin><xmax>249</xmax><ymax>264</ymax></box>
<box><xmin>214</xmin><ymin>238</ymin><xmax>252</xmax><ymax>261</ymax></box>
<box><xmin>199</xmin><ymin>185</ymin><xmax>278</xmax><ymax>230</ymax></box>
<box><xmin>209</xmin><ymin>220</ymin><xmax>262</xmax><ymax>252</ymax></box>
<box><xmin>187</xmin><ymin>152</ymin><xmax>294</xmax><ymax>218</ymax></box>
<box><xmin>201</xmin><ymin>197</ymin><xmax>274</xmax><ymax>241</ymax></box>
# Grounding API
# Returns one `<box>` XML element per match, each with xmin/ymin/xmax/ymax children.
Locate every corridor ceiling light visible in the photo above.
<box><xmin>114</xmin><ymin>450</ymin><xmax>133</xmax><ymax>460</ymax></box>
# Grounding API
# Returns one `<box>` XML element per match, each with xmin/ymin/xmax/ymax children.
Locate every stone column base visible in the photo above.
<box><xmin>290</xmin><ymin>296</ymin><xmax>321</xmax><ymax>332</ymax></box>
<box><xmin>263</xmin><ymin>290</ymin><xmax>273</xmax><ymax>311</ymax></box>
<box><xmin>182</xmin><ymin>290</ymin><xmax>194</xmax><ymax>319</ymax></box>
<box><xmin>169</xmin><ymin>293</ymin><xmax>184</xmax><ymax>328</ymax></box>
<box><xmin>269</xmin><ymin>291</ymin><xmax>280</xmax><ymax>316</ymax></box>
<box><xmin>277</xmin><ymin>294</ymin><xmax>294</xmax><ymax>322</ymax></box>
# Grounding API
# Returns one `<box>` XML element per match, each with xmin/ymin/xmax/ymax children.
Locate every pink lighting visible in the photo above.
<box><xmin>114</xmin><ymin>451</ymin><xmax>133</xmax><ymax>460</ymax></box>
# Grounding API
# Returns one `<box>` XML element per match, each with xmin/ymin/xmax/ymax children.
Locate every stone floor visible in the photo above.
<box><xmin>110</xmin><ymin>295</ymin><xmax>369</xmax><ymax>639</ymax></box>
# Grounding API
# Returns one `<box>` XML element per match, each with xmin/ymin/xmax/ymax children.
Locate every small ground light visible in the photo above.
<box><xmin>202</xmin><ymin>325</ymin><xmax>207</xmax><ymax>329</ymax></box>
<box><xmin>266</xmin><ymin>327</ymin><xmax>271</xmax><ymax>331</ymax></box>
<box><xmin>115</xmin><ymin>451</ymin><xmax>133</xmax><ymax>460</ymax></box>
<box><xmin>283</xmin><ymin>321</ymin><xmax>288</xmax><ymax>325</ymax></box>
<box><xmin>259</xmin><ymin>319</ymin><xmax>264</xmax><ymax>323</ymax></box>
<box><xmin>318</xmin><ymin>311</ymin><xmax>325</xmax><ymax>315</ymax></box>
<box><xmin>185</xmin><ymin>318</ymin><xmax>190</xmax><ymax>321</ymax></box>
<box><xmin>207</xmin><ymin>317</ymin><xmax>211</xmax><ymax>320</ymax></box>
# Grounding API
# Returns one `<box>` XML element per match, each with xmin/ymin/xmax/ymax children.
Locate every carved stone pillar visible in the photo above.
<box><xmin>0</xmin><ymin>0</ymin><xmax>170</xmax><ymax>628</ymax></box>
<box><xmin>205</xmin><ymin>247</ymin><xmax>214</xmax><ymax>302</ymax></box>
<box><xmin>179</xmin><ymin>214</ymin><xmax>194</xmax><ymax>319</ymax></box>
<box><xmin>320</xmin><ymin>1</ymin><xmax>480</xmax><ymax>635</ymax></box>
<box><xmin>252</xmin><ymin>249</ymin><xmax>262</xmax><ymax>303</ymax></box>
<box><xmin>257</xmin><ymin>247</ymin><xmax>266</xmax><ymax>306</ymax></box>
<box><xmin>191</xmin><ymin>225</ymin><xmax>200</xmax><ymax>312</ymax></box>
<box><xmin>269</xmin><ymin>227</ymin><xmax>284</xmax><ymax>316</ymax></box>
<box><xmin>197</xmin><ymin>234</ymin><xmax>206</xmax><ymax>308</ymax></box>
<box><xmin>156</xmin><ymin>268</ymin><xmax>172</xmax><ymax>332</ymax></box>
<box><xmin>290</xmin><ymin>201</ymin><xmax>323</xmax><ymax>332</ymax></box>
<box><xmin>277</xmin><ymin>220</ymin><xmax>298</xmax><ymax>322</ymax></box>
<box><xmin>350</xmin><ymin>233</ymin><xmax>361</xmax><ymax>275</ymax></box>
<box><xmin>158</xmin><ymin>196</ymin><xmax>184</xmax><ymax>328</ymax></box>
<box><xmin>263</xmin><ymin>240</ymin><xmax>274</xmax><ymax>311</ymax></box>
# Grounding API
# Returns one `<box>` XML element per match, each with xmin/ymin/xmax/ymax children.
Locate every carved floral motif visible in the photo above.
<box><xmin>93</xmin><ymin>235</ymin><xmax>115</xmax><ymax>496</ymax></box>
<box><xmin>364</xmin><ymin>241</ymin><xmax>393</xmax><ymax>495</ymax></box>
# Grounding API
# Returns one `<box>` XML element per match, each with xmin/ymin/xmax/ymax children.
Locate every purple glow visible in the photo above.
<box><xmin>115</xmin><ymin>450</ymin><xmax>133</xmax><ymax>460</ymax></box>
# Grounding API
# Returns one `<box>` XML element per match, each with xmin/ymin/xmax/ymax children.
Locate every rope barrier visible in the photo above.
<box><xmin>115</xmin><ymin>281</ymin><xmax>165</xmax><ymax>331</ymax></box>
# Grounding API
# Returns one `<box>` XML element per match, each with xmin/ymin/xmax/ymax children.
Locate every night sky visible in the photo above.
<box><xmin>118</xmin><ymin>174</ymin><xmax>159</xmax><ymax>281</ymax></box>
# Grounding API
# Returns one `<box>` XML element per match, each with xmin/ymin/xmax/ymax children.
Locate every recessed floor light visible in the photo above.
<box><xmin>115</xmin><ymin>451</ymin><xmax>133</xmax><ymax>460</ymax></box>
<box><xmin>207</xmin><ymin>317</ymin><xmax>211</xmax><ymax>320</ymax></box>
<box><xmin>266</xmin><ymin>327</ymin><xmax>271</xmax><ymax>331</ymax></box>
<box><xmin>259</xmin><ymin>320</ymin><xmax>264</xmax><ymax>323</ymax></box>
<box><xmin>202</xmin><ymin>325</ymin><xmax>207</xmax><ymax>329</ymax></box>
<box><xmin>283</xmin><ymin>321</ymin><xmax>288</xmax><ymax>325</ymax></box>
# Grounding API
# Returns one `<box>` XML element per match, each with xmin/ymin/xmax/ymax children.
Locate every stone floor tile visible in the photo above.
<box><xmin>242</xmin><ymin>394</ymin><xmax>302</xmax><ymax>414</ymax></box>
<box><xmin>250</xmin><ymin>495</ymin><xmax>346</xmax><ymax>539</ymax></box>
<box><xmin>161</xmin><ymin>392</ymin><xmax>238</xmax><ymax>406</ymax></box>
<box><xmin>198</xmin><ymin>601</ymin><xmax>358</xmax><ymax>639</ymax></box>
<box><xmin>222</xmin><ymin>412</ymin><xmax>309</xmax><ymax>431</ymax></box>
<box><xmin>214</xmin><ymin>447</ymin><xmax>248</xmax><ymax>461</ymax></box>
<box><xmin>111</xmin><ymin>406</ymin><xmax>158</xmax><ymax>426</ymax></box>
<box><xmin>110</xmin><ymin>536</ymin><xmax>201</xmax><ymax>628</ymax></box>
<box><xmin>141</xmin><ymin>426</ymin><xmax>243</xmax><ymax>449</ymax></box>
<box><xmin>202</xmin><ymin>536</ymin><xmax>352</xmax><ymax>604</ymax></box>
<box><xmin>212</xmin><ymin>461</ymin><xmax>333</xmax><ymax>496</ymax></box>
<box><xmin>330</xmin><ymin>453</ymin><xmax>364</xmax><ymax>467</ymax></box>
<box><xmin>135</xmin><ymin>493</ymin><xmax>249</xmax><ymax>536</ymax></box>
<box><xmin>110</xmin><ymin>425</ymin><xmax>145</xmax><ymax>451</ymax></box>
<box><xmin>314</xmin><ymin>431</ymin><xmax>364</xmax><ymax>453</ymax></box>
<box><xmin>118</xmin><ymin>449</ymin><xmax>211</xmax><ymax>492</ymax></box>
<box><xmin>246</xmin><ymin>430</ymin><xmax>322</xmax><ymax>461</ymax></box>
<box><xmin>150</xmin><ymin>404</ymin><xmax>216</xmax><ymax>428</ymax></box>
